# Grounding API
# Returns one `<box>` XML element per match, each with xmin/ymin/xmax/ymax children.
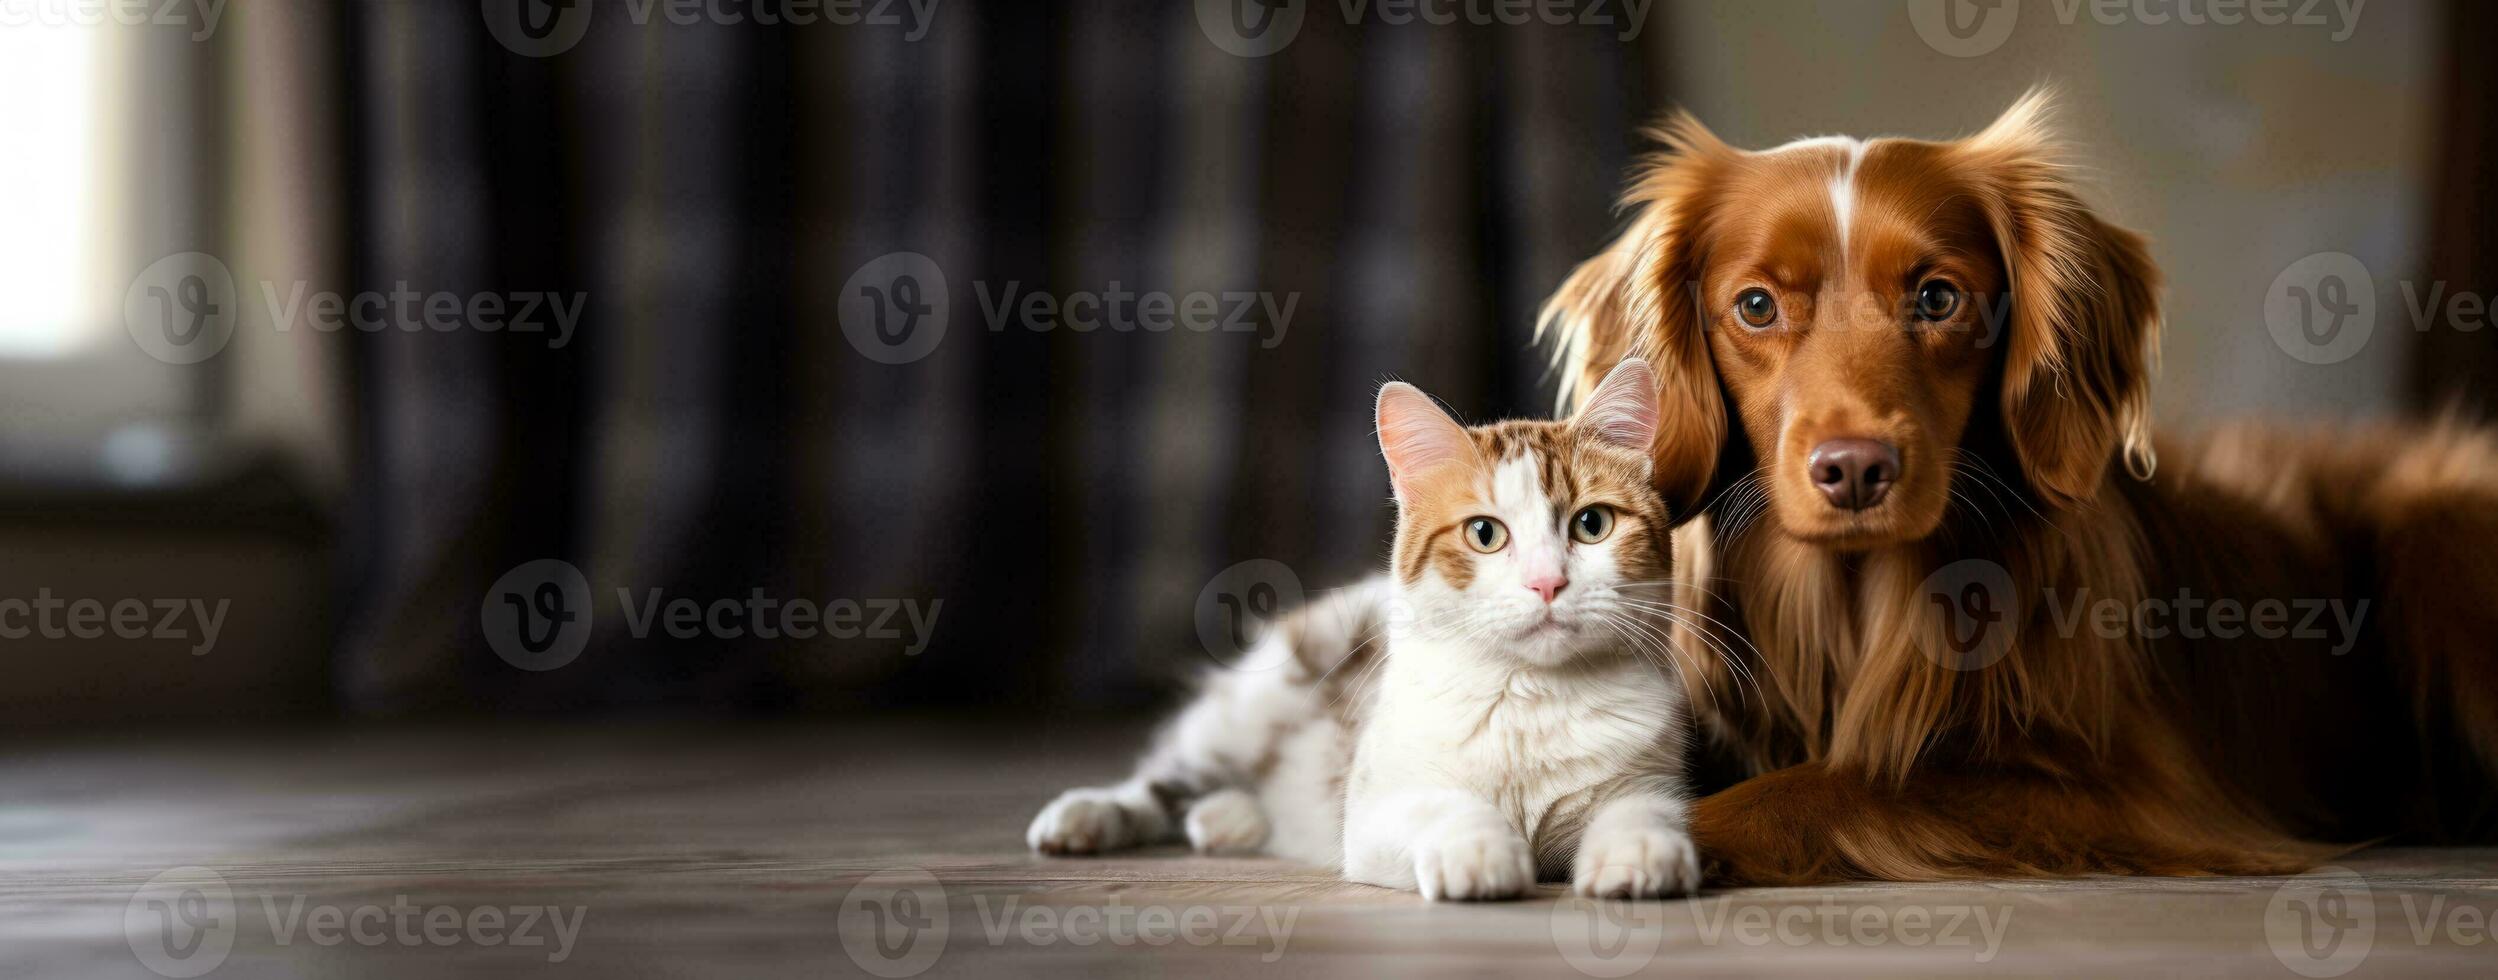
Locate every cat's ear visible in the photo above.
<box><xmin>1573</xmin><ymin>357</ymin><xmax>1660</xmax><ymax>459</ymax></box>
<box><xmin>1376</xmin><ymin>381</ymin><xmax>1476</xmax><ymax>501</ymax></box>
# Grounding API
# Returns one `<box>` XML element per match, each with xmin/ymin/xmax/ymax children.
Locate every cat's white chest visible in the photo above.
<box><xmin>1350</xmin><ymin>640</ymin><xmax>1677</xmax><ymax>836</ymax></box>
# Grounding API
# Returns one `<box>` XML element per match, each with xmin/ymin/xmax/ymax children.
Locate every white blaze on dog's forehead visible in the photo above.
<box><xmin>1773</xmin><ymin>135</ymin><xmax>1858</xmax><ymax>154</ymax></box>
<box><xmin>1832</xmin><ymin>139</ymin><xmax>1869</xmax><ymax>260</ymax></box>
<box><xmin>1768</xmin><ymin>135</ymin><xmax>1871</xmax><ymax>262</ymax></box>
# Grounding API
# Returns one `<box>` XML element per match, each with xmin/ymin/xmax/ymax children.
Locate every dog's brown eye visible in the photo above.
<box><xmin>1463</xmin><ymin>517</ymin><xmax>1509</xmax><ymax>553</ymax></box>
<box><xmin>1735</xmin><ymin>288</ymin><xmax>1778</xmax><ymax>328</ymax></box>
<box><xmin>1915</xmin><ymin>280</ymin><xmax>1961</xmax><ymax>321</ymax></box>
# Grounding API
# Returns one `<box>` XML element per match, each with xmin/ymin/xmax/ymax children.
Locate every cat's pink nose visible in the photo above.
<box><xmin>1525</xmin><ymin>575</ymin><xmax>1568</xmax><ymax>604</ymax></box>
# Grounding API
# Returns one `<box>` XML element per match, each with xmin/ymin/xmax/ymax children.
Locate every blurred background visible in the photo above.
<box><xmin>0</xmin><ymin>0</ymin><xmax>2483</xmax><ymax>728</ymax></box>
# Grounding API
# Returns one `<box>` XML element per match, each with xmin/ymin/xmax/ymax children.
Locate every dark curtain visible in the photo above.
<box><xmin>328</xmin><ymin>1</ymin><xmax>1669</xmax><ymax>715</ymax></box>
<box><xmin>2410</xmin><ymin>0</ymin><xmax>2498</xmax><ymax>409</ymax></box>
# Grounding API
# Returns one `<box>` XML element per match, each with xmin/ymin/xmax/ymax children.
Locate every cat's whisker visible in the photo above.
<box><xmin>1597</xmin><ymin>610</ymin><xmax>1732</xmax><ymax>710</ymax></box>
<box><xmin>1947</xmin><ymin>449</ymin><xmax>2046</xmax><ymax>524</ymax></box>
<box><xmin>1943</xmin><ymin>481</ymin><xmax>1997</xmax><ymax>532</ymax></box>
<box><xmin>1593</xmin><ymin>612</ymin><xmax>1713</xmax><ymax>705</ymax></box>
<box><xmin>1327</xmin><ymin>641</ymin><xmax>1394</xmax><ymax>713</ymax></box>
<box><xmin>1598</xmin><ymin>577</ymin><xmax>1758</xmax><ymax>670</ymax></box>
<box><xmin>1311</xmin><ymin>628</ymin><xmax>1382</xmax><ymax>689</ymax></box>
<box><xmin>1599</xmin><ymin>607</ymin><xmax>1682</xmax><ymax>668</ymax></box>
<box><xmin>1608</xmin><ymin>589</ymin><xmax>1768</xmax><ymax>669</ymax></box>
<box><xmin>1299</xmin><ymin>599</ymin><xmax>1401</xmax><ymax>689</ymax></box>
<box><xmin>1707</xmin><ymin>476</ymin><xmax>1756</xmax><ymax>530</ymax></box>
<box><xmin>1642</xmin><ymin>613</ymin><xmax>1761</xmax><ymax>710</ymax></box>
<box><xmin>1713</xmin><ymin>471</ymin><xmax>1777</xmax><ymax>542</ymax></box>
<box><xmin>1694</xmin><ymin>464</ymin><xmax>1771</xmax><ymax>522</ymax></box>
<box><xmin>1946</xmin><ymin>461</ymin><xmax>2007</xmax><ymax>526</ymax></box>
<box><xmin>1611</xmin><ymin>597</ymin><xmax>1766</xmax><ymax>707</ymax></box>
<box><xmin>1605</xmin><ymin>626</ymin><xmax>1697</xmax><ymax>707</ymax></box>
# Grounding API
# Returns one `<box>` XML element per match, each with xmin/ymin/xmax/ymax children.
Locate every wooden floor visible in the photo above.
<box><xmin>4</xmin><ymin>721</ymin><xmax>2493</xmax><ymax>978</ymax></box>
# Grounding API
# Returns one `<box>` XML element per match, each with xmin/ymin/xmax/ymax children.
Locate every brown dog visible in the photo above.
<box><xmin>1543</xmin><ymin>90</ymin><xmax>2498</xmax><ymax>884</ymax></box>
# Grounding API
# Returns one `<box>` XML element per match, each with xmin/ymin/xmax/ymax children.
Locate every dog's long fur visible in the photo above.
<box><xmin>1542</xmin><ymin>90</ymin><xmax>2498</xmax><ymax>884</ymax></box>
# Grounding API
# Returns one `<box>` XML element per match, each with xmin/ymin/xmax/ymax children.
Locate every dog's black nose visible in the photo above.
<box><xmin>1808</xmin><ymin>439</ymin><xmax>1900</xmax><ymax>511</ymax></box>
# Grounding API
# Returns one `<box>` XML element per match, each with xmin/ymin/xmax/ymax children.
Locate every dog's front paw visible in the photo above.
<box><xmin>1572</xmin><ymin>824</ymin><xmax>1700</xmax><ymax>899</ymax></box>
<box><xmin>1411</xmin><ymin>825</ymin><xmax>1535</xmax><ymax>901</ymax></box>
<box><xmin>1027</xmin><ymin>785</ymin><xmax>1160</xmax><ymax>855</ymax></box>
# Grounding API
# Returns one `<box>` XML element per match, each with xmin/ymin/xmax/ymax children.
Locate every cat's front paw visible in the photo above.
<box><xmin>1183</xmin><ymin>788</ymin><xmax>1268</xmax><ymax>854</ymax></box>
<box><xmin>1572</xmin><ymin>824</ymin><xmax>1700</xmax><ymax>899</ymax></box>
<box><xmin>1411</xmin><ymin>825</ymin><xmax>1535</xmax><ymax>901</ymax></box>
<box><xmin>1027</xmin><ymin>785</ymin><xmax>1162</xmax><ymax>855</ymax></box>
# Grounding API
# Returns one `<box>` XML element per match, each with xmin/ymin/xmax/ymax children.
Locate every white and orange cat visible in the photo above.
<box><xmin>1027</xmin><ymin>358</ymin><xmax>1700</xmax><ymax>900</ymax></box>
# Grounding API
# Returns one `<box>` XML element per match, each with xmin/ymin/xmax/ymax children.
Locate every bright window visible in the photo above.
<box><xmin>0</xmin><ymin>21</ymin><xmax>108</xmax><ymax>359</ymax></box>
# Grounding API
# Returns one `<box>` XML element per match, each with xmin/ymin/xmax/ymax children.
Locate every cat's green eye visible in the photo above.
<box><xmin>1570</xmin><ymin>505</ymin><xmax>1615</xmax><ymax>544</ymax></box>
<box><xmin>1463</xmin><ymin>517</ymin><xmax>1508</xmax><ymax>553</ymax></box>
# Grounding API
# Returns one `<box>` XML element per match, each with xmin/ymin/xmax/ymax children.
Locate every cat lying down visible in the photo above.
<box><xmin>1028</xmin><ymin>359</ymin><xmax>1701</xmax><ymax>900</ymax></box>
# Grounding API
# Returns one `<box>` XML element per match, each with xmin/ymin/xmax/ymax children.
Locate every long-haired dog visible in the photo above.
<box><xmin>1543</xmin><ymin>89</ymin><xmax>2498</xmax><ymax>884</ymax></box>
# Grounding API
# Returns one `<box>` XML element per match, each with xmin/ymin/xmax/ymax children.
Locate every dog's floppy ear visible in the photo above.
<box><xmin>1538</xmin><ymin>113</ymin><xmax>1733</xmax><ymax>522</ymax></box>
<box><xmin>1959</xmin><ymin>89</ymin><xmax>2161</xmax><ymax>509</ymax></box>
